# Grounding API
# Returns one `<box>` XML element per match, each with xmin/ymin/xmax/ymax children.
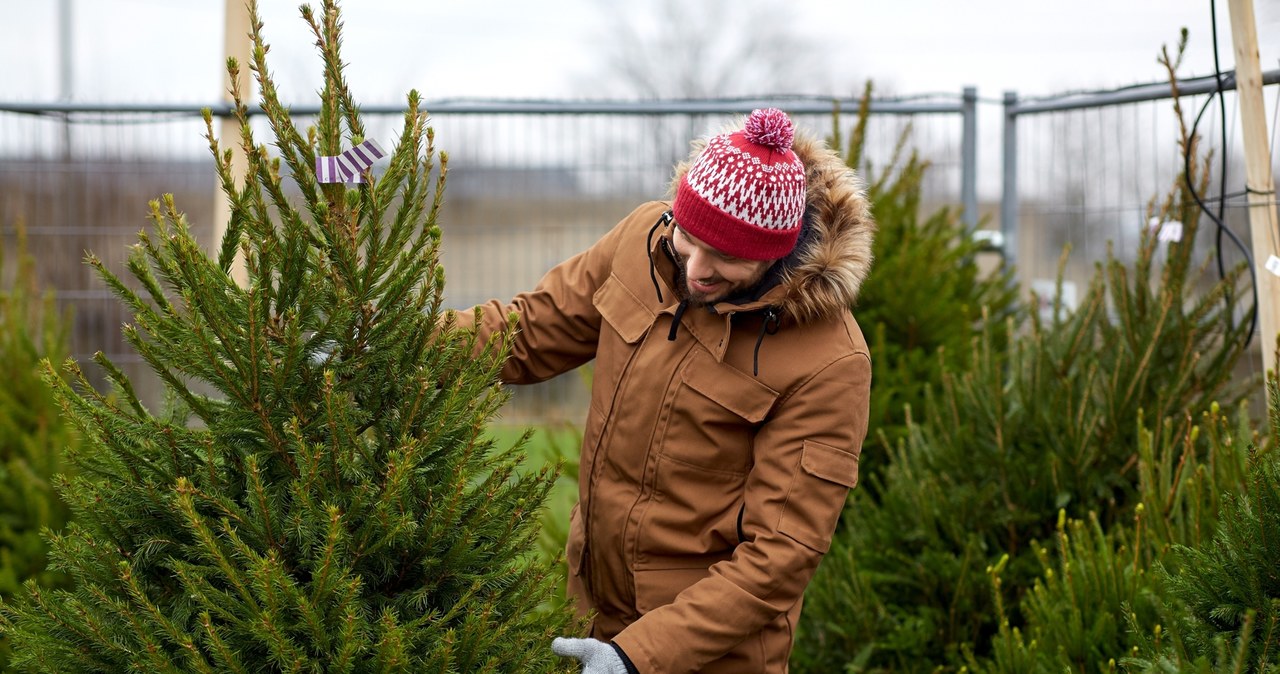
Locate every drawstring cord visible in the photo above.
<box><xmin>752</xmin><ymin>308</ymin><xmax>781</xmax><ymax>376</ymax></box>
<box><xmin>640</xmin><ymin>210</ymin><xmax>690</xmax><ymax>342</ymax></box>
<box><xmin>645</xmin><ymin>209</ymin><xmax>777</xmax><ymax>370</ymax></box>
<box><xmin>667</xmin><ymin>299</ymin><xmax>689</xmax><ymax>341</ymax></box>
<box><xmin>646</xmin><ymin>211</ymin><xmax>673</xmax><ymax>303</ymax></box>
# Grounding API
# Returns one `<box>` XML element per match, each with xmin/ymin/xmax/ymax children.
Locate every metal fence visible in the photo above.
<box><xmin>0</xmin><ymin>93</ymin><xmax>974</xmax><ymax>424</ymax></box>
<box><xmin>4</xmin><ymin>70</ymin><xmax>1279</xmax><ymax>422</ymax></box>
<box><xmin>1001</xmin><ymin>68</ymin><xmax>1280</xmax><ymax>387</ymax></box>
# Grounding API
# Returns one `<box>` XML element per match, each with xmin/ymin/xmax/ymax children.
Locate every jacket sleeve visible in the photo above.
<box><xmin>610</xmin><ymin>350</ymin><xmax>872</xmax><ymax>674</ymax></box>
<box><xmin>448</xmin><ymin>212</ymin><xmax>633</xmax><ymax>385</ymax></box>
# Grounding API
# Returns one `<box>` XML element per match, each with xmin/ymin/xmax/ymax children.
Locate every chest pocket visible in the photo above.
<box><xmin>661</xmin><ymin>349</ymin><xmax>779</xmax><ymax>474</ymax></box>
<box><xmin>592</xmin><ymin>274</ymin><xmax>656</xmax><ymax>413</ymax></box>
<box><xmin>594</xmin><ymin>274</ymin><xmax>654</xmax><ymax>345</ymax></box>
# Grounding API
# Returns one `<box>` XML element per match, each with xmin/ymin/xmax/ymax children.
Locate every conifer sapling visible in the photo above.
<box><xmin>0</xmin><ymin>220</ymin><xmax>77</xmax><ymax>670</ymax></box>
<box><xmin>0</xmin><ymin>2</ymin><xmax>576</xmax><ymax>671</ymax></box>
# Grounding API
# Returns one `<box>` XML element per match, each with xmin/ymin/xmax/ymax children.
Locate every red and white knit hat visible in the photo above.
<box><xmin>673</xmin><ymin>108</ymin><xmax>807</xmax><ymax>261</ymax></box>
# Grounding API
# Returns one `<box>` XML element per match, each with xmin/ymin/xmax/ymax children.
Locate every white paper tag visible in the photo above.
<box><xmin>1147</xmin><ymin>217</ymin><xmax>1182</xmax><ymax>242</ymax></box>
<box><xmin>1157</xmin><ymin>222</ymin><xmax>1183</xmax><ymax>243</ymax></box>
<box><xmin>1266</xmin><ymin>254</ymin><xmax>1280</xmax><ymax>277</ymax></box>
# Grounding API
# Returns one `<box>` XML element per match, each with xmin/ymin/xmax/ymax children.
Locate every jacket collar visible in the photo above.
<box><xmin>645</xmin><ymin>217</ymin><xmax>781</xmax><ymax>367</ymax></box>
<box><xmin>645</xmin><ymin>210</ymin><xmax>791</xmax><ymax>318</ymax></box>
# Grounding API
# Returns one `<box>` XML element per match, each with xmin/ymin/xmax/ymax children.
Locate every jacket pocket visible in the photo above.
<box><xmin>633</xmin><ymin>566</ymin><xmax>766</xmax><ymax>672</ymax></box>
<box><xmin>565</xmin><ymin>503</ymin><xmax>595</xmax><ymax>619</ymax></box>
<box><xmin>662</xmin><ymin>349</ymin><xmax>778</xmax><ymax>473</ymax></box>
<box><xmin>632</xmin><ymin>566</ymin><xmax>711</xmax><ymax>614</ymax></box>
<box><xmin>778</xmin><ymin>440</ymin><xmax>859</xmax><ymax>553</ymax></box>
<box><xmin>591</xmin><ymin>274</ymin><xmax>656</xmax><ymax>420</ymax></box>
<box><xmin>641</xmin><ymin>455</ymin><xmax>745</xmax><ymax>560</ymax></box>
<box><xmin>593</xmin><ymin>274</ymin><xmax>654</xmax><ymax>345</ymax></box>
<box><xmin>567</xmin><ymin>503</ymin><xmax>585</xmax><ymax>576</ymax></box>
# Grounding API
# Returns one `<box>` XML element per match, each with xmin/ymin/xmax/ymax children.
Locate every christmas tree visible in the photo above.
<box><xmin>1132</xmin><ymin>358</ymin><xmax>1280</xmax><ymax>673</ymax></box>
<box><xmin>0</xmin><ymin>2</ymin><xmax>575</xmax><ymax>671</ymax></box>
<box><xmin>976</xmin><ymin>392</ymin><xmax>1265</xmax><ymax>673</ymax></box>
<box><xmin>831</xmin><ymin>81</ymin><xmax>1019</xmax><ymax>469</ymax></box>
<box><xmin>792</xmin><ymin>36</ymin><xmax>1253</xmax><ymax>672</ymax></box>
<box><xmin>0</xmin><ymin>221</ymin><xmax>77</xmax><ymax>670</ymax></box>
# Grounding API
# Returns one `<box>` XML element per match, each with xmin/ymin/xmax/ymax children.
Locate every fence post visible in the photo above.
<box><xmin>1001</xmin><ymin>90</ymin><xmax>1019</xmax><ymax>269</ymax></box>
<box><xmin>59</xmin><ymin>0</ymin><xmax>73</xmax><ymax>160</ymax></box>
<box><xmin>1227</xmin><ymin>0</ymin><xmax>1280</xmax><ymax>374</ymax></box>
<box><xmin>215</xmin><ymin>0</ymin><xmax>252</xmax><ymax>286</ymax></box>
<box><xmin>961</xmin><ymin>86</ymin><xmax>978</xmax><ymax>229</ymax></box>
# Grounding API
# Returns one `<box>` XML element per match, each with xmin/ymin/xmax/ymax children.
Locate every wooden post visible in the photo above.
<box><xmin>1227</xmin><ymin>0</ymin><xmax>1280</xmax><ymax>374</ymax></box>
<box><xmin>214</xmin><ymin>0</ymin><xmax>253</xmax><ymax>286</ymax></box>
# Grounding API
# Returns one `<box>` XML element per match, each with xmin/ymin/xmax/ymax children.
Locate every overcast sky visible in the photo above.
<box><xmin>2</xmin><ymin>0</ymin><xmax>1279</xmax><ymax>105</ymax></box>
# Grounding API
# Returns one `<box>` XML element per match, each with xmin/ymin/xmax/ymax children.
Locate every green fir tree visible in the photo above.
<box><xmin>974</xmin><ymin>392</ymin><xmax>1265</xmax><ymax>673</ymax></box>
<box><xmin>902</xmin><ymin>43</ymin><xmax>1275</xmax><ymax>674</ymax></box>
<box><xmin>1127</xmin><ymin>357</ymin><xmax>1280</xmax><ymax>674</ymax></box>
<box><xmin>0</xmin><ymin>221</ymin><xmax>77</xmax><ymax>670</ymax></box>
<box><xmin>0</xmin><ymin>2</ymin><xmax>576</xmax><ymax>672</ymax></box>
<box><xmin>834</xmin><ymin>82</ymin><xmax>1019</xmax><ymax>462</ymax></box>
<box><xmin>791</xmin><ymin>37</ymin><xmax>1253</xmax><ymax>673</ymax></box>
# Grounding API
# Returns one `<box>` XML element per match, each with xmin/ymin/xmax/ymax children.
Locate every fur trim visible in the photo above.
<box><xmin>670</xmin><ymin>126</ymin><xmax>875</xmax><ymax>323</ymax></box>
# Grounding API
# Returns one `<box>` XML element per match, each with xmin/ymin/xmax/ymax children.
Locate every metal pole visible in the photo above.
<box><xmin>1227</xmin><ymin>0</ymin><xmax>1280</xmax><ymax>374</ymax></box>
<box><xmin>1001</xmin><ymin>90</ymin><xmax>1019</xmax><ymax>270</ymax></box>
<box><xmin>59</xmin><ymin>0</ymin><xmax>73</xmax><ymax>159</ymax></box>
<box><xmin>960</xmin><ymin>86</ymin><xmax>978</xmax><ymax>229</ymax></box>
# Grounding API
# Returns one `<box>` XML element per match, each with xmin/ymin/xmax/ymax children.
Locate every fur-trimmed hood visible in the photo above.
<box><xmin>669</xmin><ymin>127</ymin><xmax>875</xmax><ymax>324</ymax></box>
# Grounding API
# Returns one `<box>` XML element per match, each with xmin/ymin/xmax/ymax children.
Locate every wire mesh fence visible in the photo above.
<box><xmin>1004</xmin><ymin>70</ymin><xmax>1280</xmax><ymax>390</ymax></box>
<box><xmin>0</xmin><ymin>96</ymin><xmax>971</xmax><ymax>424</ymax></box>
<box><xmin>5</xmin><ymin>71</ymin><xmax>1278</xmax><ymax>422</ymax></box>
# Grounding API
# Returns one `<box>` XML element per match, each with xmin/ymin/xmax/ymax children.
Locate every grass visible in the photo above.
<box><xmin>485</xmin><ymin>423</ymin><xmax>583</xmax><ymax>608</ymax></box>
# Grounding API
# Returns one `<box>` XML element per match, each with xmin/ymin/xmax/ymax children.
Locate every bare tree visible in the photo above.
<box><xmin>579</xmin><ymin>0</ymin><xmax>831</xmax><ymax>98</ymax></box>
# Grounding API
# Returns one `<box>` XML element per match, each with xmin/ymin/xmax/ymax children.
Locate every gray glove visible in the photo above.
<box><xmin>551</xmin><ymin>637</ymin><xmax>629</xmax><ymax>674</ymax></box>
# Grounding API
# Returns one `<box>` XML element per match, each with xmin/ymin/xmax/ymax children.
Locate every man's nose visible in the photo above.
<box><xmin>686</xmin><ymin>250</ymin><xmax>714</xmax><ymax>280</ymax></box>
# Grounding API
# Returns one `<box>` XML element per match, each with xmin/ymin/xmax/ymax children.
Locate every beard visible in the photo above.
<box><xmin>672</xmin><ymin>254</ymin><xmax>771</xmax><ymax>307</ymax></box>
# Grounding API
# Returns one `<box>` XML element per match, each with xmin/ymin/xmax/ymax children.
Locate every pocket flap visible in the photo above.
<box><xmin>800</xmin><ymin>440</ymin><xmax>859</xmax><ymax>488</ymax></box>
<box><xmin>593</xmin><ymin>274</ymin><xmax>655</xmax><ymax>344</ymax></box>
<box><xmin>681</xmin><ymin>349</ymin><xmax>778</xmax><ymax>423</ymax></box>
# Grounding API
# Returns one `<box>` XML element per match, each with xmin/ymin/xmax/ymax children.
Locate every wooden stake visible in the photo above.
<box><xmin>215</xmin><ymin>0</ymin><xmax>252</xmax><ymax>286</ymax></box>
<box><xmin>1227</xmin><ymin>0</ymin><xmax>1280</xmax><ymax>374</ymax></box>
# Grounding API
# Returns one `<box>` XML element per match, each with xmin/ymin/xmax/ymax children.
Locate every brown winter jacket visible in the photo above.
<box><xmin>453</xmin><ymin>131</ymin><xmax>875</xmax><ymax>673</ymax></box>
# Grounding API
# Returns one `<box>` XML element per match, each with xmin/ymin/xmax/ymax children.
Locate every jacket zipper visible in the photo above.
<box><xmin>584</xmin><ymin>330</ymin><xmax>648</xmax><ymax>605</ymax></box>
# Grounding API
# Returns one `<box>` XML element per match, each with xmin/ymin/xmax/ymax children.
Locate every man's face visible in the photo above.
<box><xmin>670</xmin><ymin>225</ymin><xmax>773</xmax><ymax>306</ymax></box>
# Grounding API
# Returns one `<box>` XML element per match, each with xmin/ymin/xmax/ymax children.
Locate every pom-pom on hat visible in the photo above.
<box><xmin>673</xmin><ymin>108</ymin><xmax>807</xmax><ymax>261</ymax></box>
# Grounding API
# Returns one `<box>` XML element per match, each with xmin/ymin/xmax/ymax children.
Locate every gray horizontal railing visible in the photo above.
<box><xmin>1008</xmin><ymin>68</ymin><xmax>1280</xmax><ymax>116</ymax></box>
<box><xmin>1000</xmin><ymin>67</ymin><xmax>1280</xmax><ymax>270</ymax></box>
<box><xmin>0</xmin><ymin>97</ymin><xmax>966</xmax><ymax>117</ymax></box>
<box><xmin>1</xmin><ymin>91</ymin><xmax>978</xmax><ymax>421</ymax></box>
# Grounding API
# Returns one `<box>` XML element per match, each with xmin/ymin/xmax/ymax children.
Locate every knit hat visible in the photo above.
<box><xmin>672</xmin><ymin>108</ymin><xmax>807</xmax><ymax>261</ymax></box>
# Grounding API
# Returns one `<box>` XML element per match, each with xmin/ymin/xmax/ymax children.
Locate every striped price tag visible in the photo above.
<box><xmin>316</xmin><ymin>139</ymin><xmax>386</xmax><ymax>184</ymax></box>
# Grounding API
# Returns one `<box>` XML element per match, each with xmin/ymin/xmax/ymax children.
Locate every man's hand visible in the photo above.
<box><xmin>551</xmin><ymin>637</ymin><xmax>631</xmax><ymax>674</ymax></box>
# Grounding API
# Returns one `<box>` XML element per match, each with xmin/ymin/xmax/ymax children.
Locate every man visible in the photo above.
<box><xmin>452</xmin><ymin>108</ymin><xmax>874</xmax><ymax>673</ymax></box>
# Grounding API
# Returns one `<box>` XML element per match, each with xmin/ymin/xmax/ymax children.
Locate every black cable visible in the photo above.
<box><xmin>1208</xmin><ymin>1</ymin><xmax>1228</xmax><ymax>292</ymax></box>
<box><xmin>1186</xmin><ymin>74</ymin><xmax>1232</xmax><ymax>283</ymax></box>
<box><xmin>1188</xmin><ymin>95</ymin><xmax>1254</xmax><ymax>266</ymax></box>
<box><xmin>1186</xmin><ymin>0</ymin><xmax>1258</xmax><ymax>345</ymax></box>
